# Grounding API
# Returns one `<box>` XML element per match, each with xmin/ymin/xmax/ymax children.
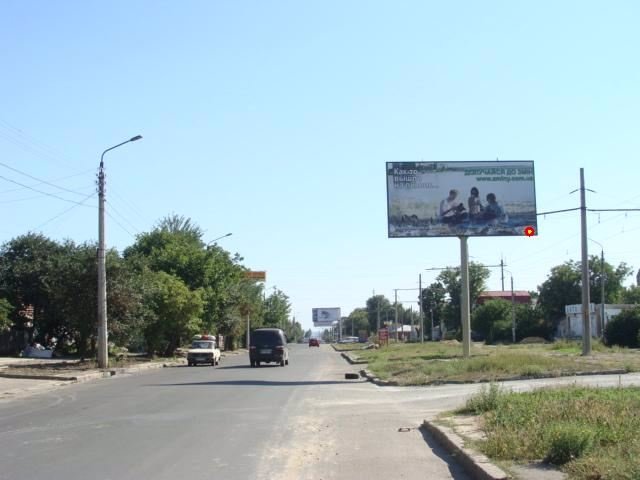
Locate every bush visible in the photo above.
<box><xmin>472</xmin><ymin>300</ymin><xmax>513</xmax><ymax>344</ymax></box>
<box><xmin>604</xmin><ymin>307</ymin><xmax>640</xmax><ymax>348</ymax></box>
<box><xmin>461</xmin><ymin>383</ymin><xmax>506</xmax><ymax>414</ymax></box>
<box><xmin>545</xmin><ymin>423</ymin><xmax>594</xmax><ymax>465</ymax></box>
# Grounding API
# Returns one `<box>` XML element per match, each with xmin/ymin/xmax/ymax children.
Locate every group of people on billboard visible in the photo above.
<box><xmin>439</xmin><ymin>187</ymin><xmax>508</xmax><ymax>226</ymax></box>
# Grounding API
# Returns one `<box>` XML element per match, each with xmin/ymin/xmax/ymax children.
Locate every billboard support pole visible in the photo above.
<box><xmin>460</xmin><ymin>236</ymin><xmax>471</xmax><ymax>358</ymax></box>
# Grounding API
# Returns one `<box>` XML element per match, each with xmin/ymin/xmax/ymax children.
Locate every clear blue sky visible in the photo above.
<box><xmin>2</xmin><ymin>1</ymin><xmax>639</xmax><ymax>332</ymax></box>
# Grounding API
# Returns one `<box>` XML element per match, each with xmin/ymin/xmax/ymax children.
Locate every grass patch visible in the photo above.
<box><xmin>457</xmin><ymin>385</ymin><xmax>640</xmax><ymax>479</ymax></box>
<box><xmin>356</xmin><ymin>342</ymin><xmax>640</xmax><ymax>385</ymax></box>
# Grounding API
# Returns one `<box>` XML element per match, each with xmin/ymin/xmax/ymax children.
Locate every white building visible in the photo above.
<box><xmin>557</xmin><ymin>304</ymin><xmax>637</xmax><ymax>338</ymax></box>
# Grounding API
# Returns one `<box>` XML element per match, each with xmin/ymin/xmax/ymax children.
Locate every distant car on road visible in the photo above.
<box><xmin>309</xmin><ymin>338</ymin><xmax>320</xmax><ymax>347</ymax></box>
<box><xmin>250</xmin><ymin>328</ymin><xmax>289</xmax><ymax>367</ymax></box>
<box><xmin>187</xmin><ymin>335</ymin><xmax>221</xmax><ymax>366</ymax></box>
<box><xmin>338</xmin><ymin>336</ymin><xmax>359</xmax><ymax>344</ymax></box>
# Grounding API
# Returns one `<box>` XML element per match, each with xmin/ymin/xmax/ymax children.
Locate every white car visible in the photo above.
<box><xmin>187</xmin><ymin>335</ymin><xmax>221</xmax><ymax>366</ymax></box>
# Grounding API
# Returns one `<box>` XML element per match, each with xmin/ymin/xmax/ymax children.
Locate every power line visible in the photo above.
<box><xmin>106</xmin><ymin>200</ymin><xmax>140</xmax><ymax>234</ymax></box>
<box><xmin>34</xmin><ymin>192</ymin><xmax>97</xmax><ymax>230</ymax></box>
<box><xmin>0</xmin><ymin>120</ymin><xmax>79</xmax><ymax>169</ymax></box>
<box><xmin>106</xmin><ymin>211</ymin><xmax>136</xmax><ymax>239</ymax></box>
<box><xmin>0</xmin><ymin>169</ymin><xmax>94</xmax><ymax>195</ymax></box>
<box><xmin>0</xmin><ymin>161</ymin><xmax>90</xmax><ymax>197</ymax></box>
<box><xmin>0</xmin><ymin>174</ymin><xmax>95</xmax><ymax>207</ymax></box>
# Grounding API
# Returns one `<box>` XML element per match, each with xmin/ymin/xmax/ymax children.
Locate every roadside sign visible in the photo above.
<box><xmin>378</xmin><ymin>328</ymin><xmax>389</xmax><ymax>346</ymax></box>
<box><xmin>245</xmin><ymin>271</ymin><xmax>266</xmax><ymax>281</ymax></box>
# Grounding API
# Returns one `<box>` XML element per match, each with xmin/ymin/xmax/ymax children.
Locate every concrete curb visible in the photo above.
<box><xmin>359</xmin><ymin>368</ymin><xmax>399</xmax><ymax>386</ymax></box>
<box><xmin>0</xmin><ymin>359</ymin><xmax>187</xmax><ymax>384</ymax></box>
<box><xmin>357</xmin><ymin>368</ymin><xmax>631</xmax><ymax>387</ymax></box>
<box><xmin>422</xmin><ymin>418</ymin><xmax>509</xmax><ymax>480</ymax></box>
<box><xmin>340</xmin><ymin>352</ymin><xmax>368</xmax><ymax>365</ymax></box>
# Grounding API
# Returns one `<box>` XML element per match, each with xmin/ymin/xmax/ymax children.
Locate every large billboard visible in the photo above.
<box><xmin>387</xmin><ymin>161</ymin><xmax>537</xmax><ymax>237</ymax></box>
<box><xmin>312</xmin><ymin>307</ymin><xmax>341</xmax><ymax>327</ymax></box>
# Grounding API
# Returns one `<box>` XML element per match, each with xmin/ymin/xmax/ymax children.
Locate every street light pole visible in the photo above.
<box><xmin>206</xmin><ymin>232</ymin><xmax>232</xmax><ymax>246</ymax></box>
<box><xmin>97</xmin><ymin>135</ymin><xmax>142</xmax><ymax>369</ymax></box>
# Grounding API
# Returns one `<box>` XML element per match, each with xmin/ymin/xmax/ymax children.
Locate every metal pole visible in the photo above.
<box><xmin>580</xmin><ymin>168</ymin><xmax>592</xmax><ymax>355</ymax></box>
<box><xmin>500</xmin><ymin>258</ymin><xmax>505</xmax><ymax>291</ymax></box>
<box><xmin>460</xmin><ymin>236</ymin><xmax>471</xmax><ymax>357</ymax></box>
<box><xmin>394</xmin><ymin>289</ymin><xmax>398</xmax><ymax>341</ymax></box>
<box><xmin>511</xmin><ymin>276</ymin><xmax>516</xmax><ymax>343</ymax></box>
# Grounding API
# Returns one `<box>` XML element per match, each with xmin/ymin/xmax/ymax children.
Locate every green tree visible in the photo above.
<box><xmin>0</xmin><ymin>233</ymin><xmax>63</xmax><ymax>337</ymax></box>
<box><xmin>471</xmin><ymin>299</ymin><xmax>512</xmax><ymax>344</ymax></box>
<box><xmin>515</xmin><ymin>304</ymin><xmax>551</xmax><ymax>340</ymax></box>
<box><xmin>589</xmin><ymin>256</ymin><xmax>632</xmax><ymax>304</ymax></box>
<box><xmin>141</xmin><ymin>270</ymin><xmax>204</xmax><ymax>356</ymax></box>
<box><xmin>365</xmin><ymin>295</ymin><xmax>392</xmax><ymax>333</ymax></box>
<box><xmin>537</xmin><ymin>261</ymin><xmax>581</xmax><ymax>329</ymax></box>
<box><xmin>537</xmin><ymin>257</ymin><xmax>632</xmax><ymax>330</ymax></box>
<box><xmin>621</xmin><ymin>286</ymin><xmax>640</xmax><ymax>304</ymax></box>
<box><xmin>604</xmin><ymin>307</ymin><xmax>640</xmax><ymax>348</ymax></box>
<box><xmin>0</xmin><ymin>298</ymin><xmax>12</xmax><ymax>332</ymax></box>
<box><xmin>437</xmin><ymin>263</ymin><xmax>490</xmax><ymax>332</ymax></box>
<box><xmin>263</xmin><ymin>288</ymin><xmax>291</xmax><ymax>329</ymax></box>
<box><xmin>347</xmin><ymin>308</ymin><xmax>369</xmax><ymax>337</ymax></box>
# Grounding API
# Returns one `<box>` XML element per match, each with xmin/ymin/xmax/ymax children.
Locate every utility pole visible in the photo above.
<box><xmin>97</xmin><ymin>135</ymin><xmax>142</xmax><ymax>369</ymax></box>
<box><xmin>600</xmin><ymin>248</ymin><xmax>605</xmax><ymax>336</ymax></box>
<box><xmin>246</xmin><ymin>312</ymin><xmax>250</xmax><ymax>348</ymax></box>
<box><xmin>460</xmin><ymin>236</ymin><xmax>471</xmax><ymax>358</ymax></box>
<box><xmin>419</xmin><ymin>273</ymin><xmax>424</xmax><ymax>343</ymax></box>
<box><xmin>501</xmin><ymin>258</ymin><xmax>505</xmax><ymax>291</ymax></box>
<box><xmin>580</xmin><ymin>168</ymin><xmax>592</xmax><ymax>355</ymax></box>
<box><xmin>394</xmin><ymin>289</ymin><xmax>399</xmax><ymax>341</ymax></box>
<box><xmin>511</xmin><ymin>276</ymin><xmax>516</xmax><ymax>343</ymax></box>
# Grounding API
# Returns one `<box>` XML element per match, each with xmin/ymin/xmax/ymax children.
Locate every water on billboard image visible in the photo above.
<box><xmin>386</xmin><ymin>161</ymin><xmax>538</xmax><ymax>237</ymax></box>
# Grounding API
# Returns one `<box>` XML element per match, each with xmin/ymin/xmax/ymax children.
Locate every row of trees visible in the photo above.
<box><xmin>343</xmin><ymin>258</ymin><xmax>640</xmax><ymax>343</ymax></box>
<box><xmin>0</xmin><ymin>215</ymin><xmax>303</xmax><ymax>356</ymax></box>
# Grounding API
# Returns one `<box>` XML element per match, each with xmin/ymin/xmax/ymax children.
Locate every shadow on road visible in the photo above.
<box><xmin>146</xmin><ymin>379</ymin><xmax>366</xmax><ymax>387</ymax></box>
<box><xmin>419</xmin><ymin>426</ymin><xmax>472</xmax><ymax>480</ymax></box>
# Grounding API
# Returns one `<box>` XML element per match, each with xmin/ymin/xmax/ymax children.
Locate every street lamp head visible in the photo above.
<box><xmin>130</xmin><ymin>135</ymin><xmax>143</xmax><ymax>142</ymax></box>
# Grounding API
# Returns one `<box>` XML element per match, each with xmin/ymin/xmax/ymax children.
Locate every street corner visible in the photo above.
<box><xmin>422</xmin><ymin>416</ymin><xmax>510</xmax><ymax>480</ymax></box>
<box><xmin>0</xmin><ymin>376</ymin><xmax>70</xmax><ymax>403</ymax></box>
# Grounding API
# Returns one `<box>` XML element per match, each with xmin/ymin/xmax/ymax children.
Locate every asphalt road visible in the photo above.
<box><xmin>6</xmin><ymin>345</ymin><xmax>639</xmax><ymax>480</ymax></box>
<box><xmin>0</xmin><ymin>344</ymin><xmax>473</xmax><ymax>480</ymax></box>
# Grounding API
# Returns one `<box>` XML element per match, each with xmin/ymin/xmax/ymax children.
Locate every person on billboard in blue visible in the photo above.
<box><xmin>467</xmin><ymin>187</ymin><xmax>484</xmax><ymax>222</ymax></box>
<box><xmin>482</xmin><ymin>193</ymin><xmax>508</xmax><ymax>224</ymax></box>
<box><xmin>439</xmin><ymin>189</ymin><xmax>467</xmax><ymax>224</ymax></box>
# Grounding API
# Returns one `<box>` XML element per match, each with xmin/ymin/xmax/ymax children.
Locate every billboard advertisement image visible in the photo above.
<box><xmin>312</xmin><ymin>307</ymin><xmax>341</xmax><ymax>326</ymax></box>
<box><xmin>387</xmin><ymin>161</ymin><xmax>537</xmax><ymax>237</ymax></box>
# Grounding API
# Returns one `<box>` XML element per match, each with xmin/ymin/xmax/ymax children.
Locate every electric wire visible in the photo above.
<box><xmin>0</xmin><ymin>174</ymin><xmax>95</xmax><ymax>207</ymax></box>
<box><xmin>0</xmin><ymin>120</ymin><xmax>79</xmax><ymax>169</ymax></box>
<box><xmin>34</xmin><ymin>191</ymin><xmax>97</xmax><ymax>230</ymax></box>
<box><xmin>0</xmin><ymin>169</ymin><xmax>95</xmax><ymax>195</ymax></box>
<box><xmin>106</xmin><ymin>211</ymin><xmax>136</xmax><ymax>239</ymax></box>
<box><xmin>105</xmin><ymin>200</ymin><xmax>140</xmax><ymax>234</ymax></box>
<box><xmin>0</xmin><ymin>161</ymin><xmax>91</xmax><ymax>197</ymax></box>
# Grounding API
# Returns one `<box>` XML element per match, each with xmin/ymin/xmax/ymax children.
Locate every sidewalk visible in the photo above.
<box><xmin>0</xmin><ymin>355</ymin><xmax>188</xmax><ymax>403</ymax></box>
<box><xmin>0</xmin><ymin>350</ymin><xmax>247</xmax><ymax>403</ymax></box>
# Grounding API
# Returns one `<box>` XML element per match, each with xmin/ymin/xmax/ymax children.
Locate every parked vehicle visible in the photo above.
<box><xmin>187</xmin><ymin>335</ymin><xmax>221</xmax><ymax>366</ymax></box>
<box><xmin>250</xmin><ymin>328</ymin><xmax>289</xmax><ymax>367</ymax></box>
<box><xmin>309</xmin><ymin>338</ymin><xmax>320</xmax><ymax>347</ymax></box>
<box><xmin>338</xmin><ymin>336</ymin><xmax>358</xmax><ymax>344</ymax></box>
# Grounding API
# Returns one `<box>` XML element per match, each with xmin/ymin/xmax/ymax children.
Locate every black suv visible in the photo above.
<box><xmin>249</xmin><ymin>328</ymin><xmax>289</xmax><ymax>367</ymax></box>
